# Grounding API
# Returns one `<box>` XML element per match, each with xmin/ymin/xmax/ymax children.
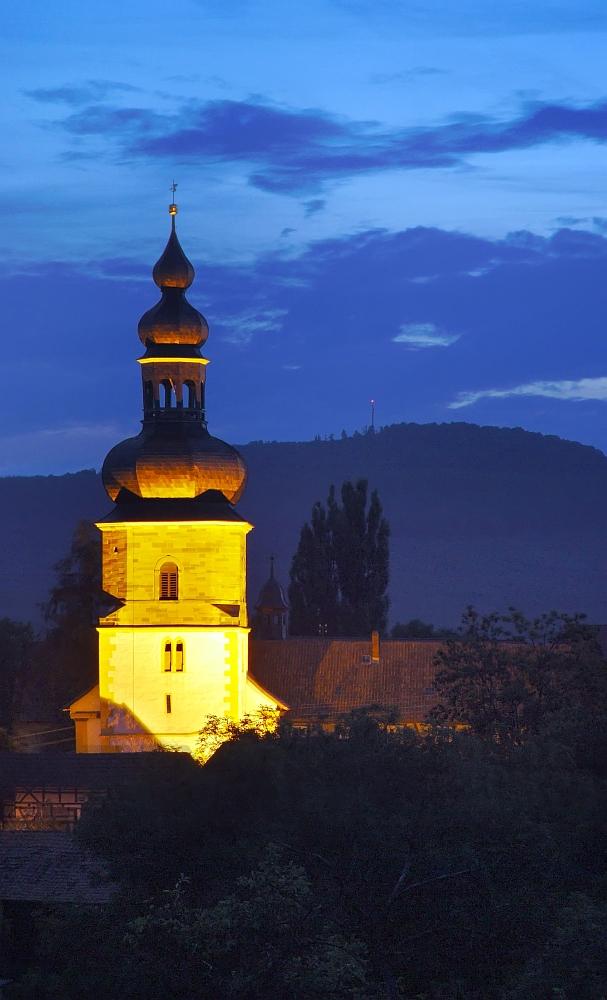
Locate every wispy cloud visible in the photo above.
<box><xmin>28</xmin><ymin>89</ymin><xmax>607</xmax><ymax>195</ymax></box>
<box><xmin>450</xmin><ymin>377</ymin><xmax>607</xmax><ymax>409</ymax></box>
<box><xmin>25</xmin><ymin>79</ymin><xmax>139</xmax><ymax>107</ymax></box>
<box><xmin>217</xmin><ymin>308</ymin><xmax>288</xmax><ymax>345</ymax></box>
<box><xmin>393</xmin><ymin>322</ymin><xmax>460</xmax><ymax>349</ymax></box>
<box><xmin>370</xmin><ymin>66</ymin><xmax>447</xmax><ymax>84</ymax></box>
<box><xmin>303</xmin><ymin>198</ymin><xmax>326</xmax><ymax>217</ymax></box>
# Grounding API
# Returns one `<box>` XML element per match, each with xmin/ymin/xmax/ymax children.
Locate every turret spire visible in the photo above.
<box><xmin>138</xmin><ymin>198</ymin><xmax>206</xmax><ymax>348</ymax></box>
<box><xmin>101</xmin><ymin>199</ymin><xmax>247</xmax><ymax>505</ymax></box>
<box><xmin>169</xmin><ymin>181</ymin><xmax>178</xmax><ymax>230</ymax></box>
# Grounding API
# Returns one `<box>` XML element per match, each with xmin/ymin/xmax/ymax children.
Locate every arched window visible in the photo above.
<box><xmin>163</xmin><ymin>641</ymin><xmax>172</xmax><ymax>671</ymax></box>
<box><xmin>159</xmin><ymin>562</ymin><xmax>178</xmax><ymax>600</ymax></box>
<box><xmin>175</xmin><ymin>641</ymin><xmax>184</xmax><ymax>671</ymax></box>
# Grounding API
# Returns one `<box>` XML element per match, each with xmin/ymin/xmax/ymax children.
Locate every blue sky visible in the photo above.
<box><xmin>2</xmin><ymin>0</ymin><xmax>607</xmax><ymax>473</ymax></box>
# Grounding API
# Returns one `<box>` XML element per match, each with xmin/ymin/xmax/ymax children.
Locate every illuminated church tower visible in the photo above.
<box><xmin>69</xmin><ymin>199</ymin><xmax>281</xmax><ymax>754</ymax></box>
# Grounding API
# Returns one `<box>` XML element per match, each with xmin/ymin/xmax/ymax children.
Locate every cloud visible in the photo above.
<box><xmin>449</xmin><ymin>377</ymin><xmax>607</xmax><ymax>410</ymax></box>
<box><xmin>5</xmin><ymin>227</ymin><xmax>607</xmax><ymax>458</ymax></box>
<box><xmin>303</xmin><ymin>198</ymin><xmax>326</xmax><ymax>217</ymax></box>
<box><xmin>31</xmin><ymin>90</ymin><xmax>607</xmax><ymax>195</ymax></box>
<box><xmin>370</xmin><ymin>66</ymin><xmax>448</xmax><ymax>84</ymax></box>
<box><xmin>217</xmin><ymin>307</ymin><xmax>288</xmax><ymax>345</ymax></box>
<box><xmin>7</xmin><ymin>222</ymin><xmax>607</xmax><ymax>460</ymax></box>
<box><xmin>393</xmin><ymin>322</ymin><xmax>460</xmax><ymax>349</ymax></box>
<box><xmin>25</xmin><ymin>80</ymin><xmax>139</xmax><ymax>107</ymax></box>
<box><xmin>61</xmin><ymin>105</ymin><xmax>165</xmax><ymax>137</ymax></box>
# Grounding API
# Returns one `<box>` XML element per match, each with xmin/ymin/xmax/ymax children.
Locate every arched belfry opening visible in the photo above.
<box><xmin>161</xmin><ymin>380</ymin><xmax>174</xmax><ymax>409</ymax></box>
<box><xmin>184</xmin><ymin>380</ymin><xmax>197</xmax><ymax>409</ymax></box>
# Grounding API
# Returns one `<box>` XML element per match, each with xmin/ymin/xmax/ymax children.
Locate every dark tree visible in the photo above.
<box><xmin>14</xmin><ymin>709</ymin><xmax>607</xmax><ymax>999</ymax></box>
<box><xmin>288</xmin><ymin>500</ymin><xmax>339</xmax><ymax>635</ymax></box>
<box><xmin>390</xmin><ymin>618</ymin><xmax>455</xmax><ymax>639</ymax></box>
<box><xmin>0</xmin><ymin>617</ymin><xmax>34</xmax><ymax>731</ymax></box>
<box><xmin>39</xmin><ymin>520</ymin><xmax>103</xmax><ymax>709</ymax></box>
<box><xmin>429</xmin><ymin>606</ymin><xmax>607</xmax><ymax>744</ymax></box>
<box><xmin>289</xmin><ymin>480</ymin><xmax>389</xmax><ymax>636</ymax></box>
<box><xmin>330</xmin><ymin>481</ymin><xmax>389</xmax><ymax>636</ymax></box>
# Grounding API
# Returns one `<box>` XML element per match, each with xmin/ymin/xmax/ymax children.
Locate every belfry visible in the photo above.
<box><xmin>68</xmin><ymin>200</ymin><xmax>282</xmax><ymax>754</ymax></box>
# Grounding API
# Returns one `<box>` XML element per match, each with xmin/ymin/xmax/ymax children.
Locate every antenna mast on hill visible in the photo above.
<box><xmin>370</xmin><ymin>398</ymin><xmax>376</xmax><ymax>432</ymax></box>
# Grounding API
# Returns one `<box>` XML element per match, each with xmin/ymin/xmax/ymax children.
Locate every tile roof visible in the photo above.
<box><xmin>0</xmin><ymin>832</ymin><xmax>115</xmax><ymax>904</ymax></box>
<box><xmin>249</xmin><ymin>638</ymin><xmax>443</xmax><ymax>722</ymax></box>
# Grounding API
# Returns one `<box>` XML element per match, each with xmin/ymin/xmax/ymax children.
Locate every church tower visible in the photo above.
<box><xmin>69</xmin><ymin>199</ymin><xmax>281</xmax><ymax>754</ymax></box>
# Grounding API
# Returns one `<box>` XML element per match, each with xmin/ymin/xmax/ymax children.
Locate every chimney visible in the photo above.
<box><xmin>371</xmin><ymin>630</ymin><xmax>380</xmax><ymax>662</ymax></box>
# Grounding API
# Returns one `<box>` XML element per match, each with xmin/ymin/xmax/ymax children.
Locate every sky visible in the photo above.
<box><xmin>2</xmin><ymin>0</ymin><xmax>607</xmax><ymax>473</ymax></box>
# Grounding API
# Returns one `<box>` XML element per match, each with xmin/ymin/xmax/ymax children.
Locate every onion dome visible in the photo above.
<box><xmin>138</xmin><ymin>289</ymin><xmax>208</xmax><ymax>347</ymax></box>
<box><xmin>138</xmin><ymin>206</ymin><xmax>209</xmax><ymax>348</ymax></box>
<box><xmin>102</xmin><ymin>425</ymin><xmax>247</xmax><ymax>504</ymax></box>
<box><xmin>153</xmin><ymin>226</ymin><xmax>195</xmax><ymax>289</ymax></box>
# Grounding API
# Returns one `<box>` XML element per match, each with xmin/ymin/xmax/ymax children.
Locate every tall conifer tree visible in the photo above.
<box><xmin>288</xmin><ymin>501</ymin><xmax>339</xmax><ymax>635</ymax></box>
<box><xmin>288</xmin><ymin>479</ymin><xmax>389</xmax><ymax>636</ymax></box>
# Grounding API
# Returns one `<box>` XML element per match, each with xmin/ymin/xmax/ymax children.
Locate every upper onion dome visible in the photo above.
<box><xmin>152</xmin><ymin>225</ymin><xmax>195</xmax><ymax>289</ymax></box>
<box><xmin>102</xmin><ymin>426</ymin><xmax>247</xmax><ymax>504</ymax></box>
<box><xmin>138</xmin><ymin>204</ymin><xmax>209</xmax><ymax>348</ymax></box>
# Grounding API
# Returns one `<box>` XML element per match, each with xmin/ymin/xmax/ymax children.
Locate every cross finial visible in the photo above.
<box><xmin>169</xmin><ymin>180</ymin><xmax>178</xmax><ymax>223</ymax></box>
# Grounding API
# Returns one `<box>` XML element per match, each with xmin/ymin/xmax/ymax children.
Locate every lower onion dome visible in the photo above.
<box><xmin>138</xmin><ymin>287</ymin><xmax>208</xmax><ymax>347</ymax></box>
<box><xmin>102</xmin><ymin>425</ymin><xmax>247</xmax><ymax>503</ymax></box>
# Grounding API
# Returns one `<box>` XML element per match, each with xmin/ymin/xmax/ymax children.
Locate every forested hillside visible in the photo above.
<box><xmin>2</xmin><ymin>421</ymin><xmax>607</xmax><ymax>626</ymax></box>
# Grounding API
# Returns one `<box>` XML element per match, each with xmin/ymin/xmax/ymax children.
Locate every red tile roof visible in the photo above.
<box><xmin>249</xmin><ymin>638</ymin><xmax>443</xmax><ymax>722</ymax></box>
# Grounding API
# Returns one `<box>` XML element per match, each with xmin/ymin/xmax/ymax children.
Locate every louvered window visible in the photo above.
<box><xmin>159</xmin><ymin>563</ymin><xmax>178</xmax><ymax>601</ymax></box>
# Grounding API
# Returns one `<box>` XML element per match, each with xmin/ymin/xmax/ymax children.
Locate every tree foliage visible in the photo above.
<box><xmin>391</xmin><ymin>618</ymin><xmax>455</xmax><ymax>639</ymax></box>
<box><xmin>0</xmin><ymin>618</ymin><xmax>34</xmax><ymax>730</ymax></box>
<box><xmin>429</xmin><ymin>607</ymin><xmax>607</xmax><ymax>745</ymax></box>
<box><xmin>288</xmin><ymin>498</ymin><xmax>339</xmax><ymax>635</ymax></box>
<box><xmin>6</xmin><ymin>690</ymin><xmax>607</xmax><ymax>999</ymax></box>
<box><xmin>39</xmin><ymin>520</ymin><xmax>102</xmax><ymax>709</ymax></box>
<box><xmin>289</xmin><ymin>479</ymin><xmax>390</xmax><ymax>636</ymax></box>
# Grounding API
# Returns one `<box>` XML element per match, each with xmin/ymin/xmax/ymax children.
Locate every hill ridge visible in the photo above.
<box><xmin>2</xmin><ymin>422</ymin><xmax>606</xmax><ymax>626</ymax></box>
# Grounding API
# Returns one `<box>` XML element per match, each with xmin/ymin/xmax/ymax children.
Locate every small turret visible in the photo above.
<box><xmin>254</xmin><ymin>557</ymin><xmax>289</xmax><ymax>639</ymax></box>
